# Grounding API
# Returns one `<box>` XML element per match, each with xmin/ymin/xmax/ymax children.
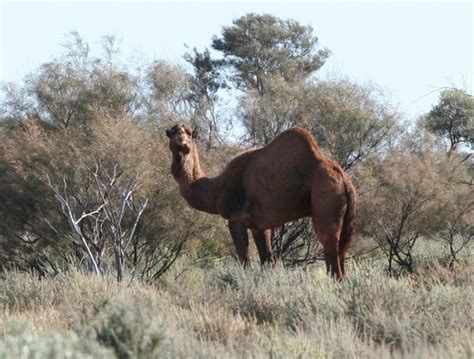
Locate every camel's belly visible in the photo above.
<box><xmin>230</xmin><ymin>199</ymin><xmax>311</xmax><ymax>230</ymax></box>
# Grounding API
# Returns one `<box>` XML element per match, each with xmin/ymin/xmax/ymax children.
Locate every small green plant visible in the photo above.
<box><xmin>93</xmin><ymin>298</ymin><xmax>162</xmax><ymax>359</ymax></box>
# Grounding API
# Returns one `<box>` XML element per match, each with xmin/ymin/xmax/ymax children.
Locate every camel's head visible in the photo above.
<box><xmin>166</xmin><ymin>124</ymin><xmax>197</xmax><ymax>155</ymax></box>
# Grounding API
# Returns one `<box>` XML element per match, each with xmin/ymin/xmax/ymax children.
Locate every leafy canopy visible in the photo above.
<box><xmin>423</xmin><ymin>89</ymin><xmax>473</xmax><ymax>153</ymax></box>
<box><xmin>212</xmin><ymin>13</ymin><xmax>329</xmax><ymax>93</ymax></box>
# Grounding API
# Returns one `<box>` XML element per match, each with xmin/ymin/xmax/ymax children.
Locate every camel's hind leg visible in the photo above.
<box><xmin>228</xmin><ymin>220</ymin><xmax>250</xmax><ymax>267</ymax></box>
<box><xmin>314</xmin><ymin>223</ymin><xmax>342</xmax><ymax>280</ymax></box>
<box><xmin>251</xmin><ymin>229</ymin><xmax>276</xmax><ymax>267</ymax></box>
<box><xmin>311</xmin><ymin>191</ymin><xmax>346</xmax><ymax>280</ymax></box>
<box><xmin>339</xmin><ymin>250</ymin><xmax>347</xmax><ymax>277</ymax></box>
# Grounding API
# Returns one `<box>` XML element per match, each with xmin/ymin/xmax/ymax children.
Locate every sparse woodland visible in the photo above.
<box><xmin>0</xmin><ymin>14</ymin><xmax>472</xmax><ymax>358</ymax></box>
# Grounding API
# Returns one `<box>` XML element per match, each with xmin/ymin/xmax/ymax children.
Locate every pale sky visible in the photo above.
<box><xmin>1</xmin><ymin>1</ymin><xmax>472</xmax><ymax>120</ymax></box>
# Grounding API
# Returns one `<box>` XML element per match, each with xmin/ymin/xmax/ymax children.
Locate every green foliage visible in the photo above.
<box><xmin>423</xmin><ymin>89</ymin><xmax>474</xmax><ymax>153</ymax></box>
<box><xmin>212</xmin><ymin>13</ymin><xmax>329</xmax><ymax>93</ymax></box>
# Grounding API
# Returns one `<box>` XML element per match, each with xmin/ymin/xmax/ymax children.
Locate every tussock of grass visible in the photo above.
<box><xmin>0</xmin><ymin>259</ymin><xmax>472</xmax><ymax>358</ymax></box>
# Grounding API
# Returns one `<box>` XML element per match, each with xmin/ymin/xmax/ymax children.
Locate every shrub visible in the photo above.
<box><xmin>0</xmin><ymin>331</ymin><xmax>114</xmax><ymax>359</ymax></box>
<box><xmin>92</xmin><ymin>298</ymin><xmax>162</xmax><ymax>359</ymax></box>
<box><xmin>355</xmin><ymin>140</ymin><xmax>473</xmax><ymax>275</ymax></box>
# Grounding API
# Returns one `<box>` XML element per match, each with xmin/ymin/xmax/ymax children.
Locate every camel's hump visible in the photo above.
<box><xmin>269</xmin><ymin>127</ymin><xmax>321</xmax><ymax>151</ymax></box>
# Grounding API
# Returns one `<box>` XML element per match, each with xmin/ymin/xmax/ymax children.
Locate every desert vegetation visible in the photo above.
<box><xmin>0</xmin><ymin>13</ymin><xmax>473</xmax><ymax>358</ymax></box>
<box><xmin>1</xmin><ymin>252</ymin><xmax>472</xmax><ymax>358</ymax></box>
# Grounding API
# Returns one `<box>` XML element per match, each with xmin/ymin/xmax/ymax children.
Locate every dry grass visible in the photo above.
<box><xmin>0</xmin><ymin>254</ymin><xmax>472</xmax><ymax>358</ymax></box>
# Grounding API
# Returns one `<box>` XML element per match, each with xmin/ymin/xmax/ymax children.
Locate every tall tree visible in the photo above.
<box><xmin>184</xmin><ymin>48</ymin><xmax>224</xmax><ymax>147</ymax></box>
<box><xmin>423</xmin><ymin>89</ymin><xmax>473</xmax><ymax>156</ymax></box>
<box><xmin>212</xmin><ymin>13</ymin><xmax>329</xmax><ymax>94</ymax></box>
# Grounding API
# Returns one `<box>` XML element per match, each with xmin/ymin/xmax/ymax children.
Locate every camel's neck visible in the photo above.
<box><xmin>171</xmin><ymin>147</ymin><xmax>219</xmax><ymax>214</ymax></box>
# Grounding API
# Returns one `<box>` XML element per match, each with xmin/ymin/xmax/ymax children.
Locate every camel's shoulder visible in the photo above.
<box><xmin>215</xmin><ymin>148</ymin><xmax>259</xmax><ymax>219</ymax></box>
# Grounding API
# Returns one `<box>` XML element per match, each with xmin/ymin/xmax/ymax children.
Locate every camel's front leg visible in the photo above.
<box><xmin>228</xmin><ymin>220</ymin><xmax>250</xmax><ymax>267</ymax></box>
<box><xmin>251</xmin><ymin>229</ymin><xmax>276</xmax><ymax>267</ymax></box>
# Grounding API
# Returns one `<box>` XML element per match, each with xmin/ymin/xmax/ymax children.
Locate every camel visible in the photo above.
<box><xmin>166</xmin><ymin>124</ymin><xmax>356</xmax><ymax>280</ymax></box>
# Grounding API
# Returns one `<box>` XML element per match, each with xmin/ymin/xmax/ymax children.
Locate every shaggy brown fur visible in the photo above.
<box><xmin>166</xmin><ymin>124</ymin><xmax>356</xmax><ymax>280</ymax></box>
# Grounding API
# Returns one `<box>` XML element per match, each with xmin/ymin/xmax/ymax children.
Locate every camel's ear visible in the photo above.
<box><xmin>166</xmin><ymin>129</ymin><xmax>172</xmax><ymax>138</ymax></box>
<box><xmin>192</xmin><ymin>130</ymin><xmax>198</xmax><ymax>139</ymax></box>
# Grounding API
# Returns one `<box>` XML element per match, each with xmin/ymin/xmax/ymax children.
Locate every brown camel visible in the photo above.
<box><xmin>166</xmin><ymin>124</ymin><xmax>356</xmax><ymax>280</ymax></box>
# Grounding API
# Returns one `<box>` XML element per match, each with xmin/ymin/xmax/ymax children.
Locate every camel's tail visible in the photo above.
<box><xmin>339</xmin><ymin>174</ymin><xmax>356</xmax><ymax>258</ymax></box>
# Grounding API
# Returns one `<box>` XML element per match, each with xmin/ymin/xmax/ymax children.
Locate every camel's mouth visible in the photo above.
<box><xmin>174</xmin><ymin>143</ymin><xmax>191</xmax><ymax>155</ymax></box>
